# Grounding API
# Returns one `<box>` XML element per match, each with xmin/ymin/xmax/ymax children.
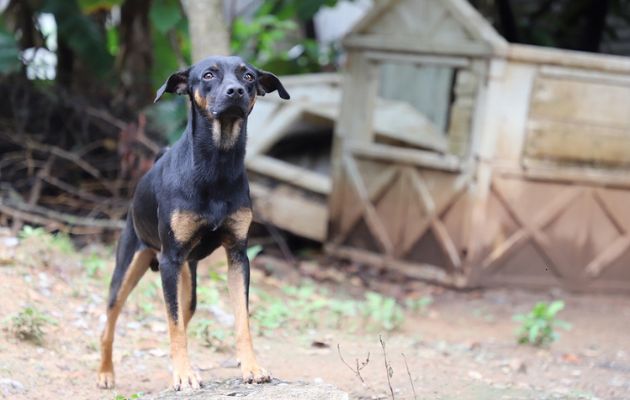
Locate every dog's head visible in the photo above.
<box><xmin>154</xmin><ymin>56</ymin><xmax>290</xmax><ymax>120</ymax></box>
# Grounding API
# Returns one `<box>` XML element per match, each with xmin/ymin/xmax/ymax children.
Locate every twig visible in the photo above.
<box><xmin>379</xmin><ymin>335</ymin><xmax>395</xmax><ymax>400</ymax></box>
<box><xmin>402</xmin><ymin>353</ymin><xmax>417</xmax><ymax>400</ymax></box>
<box><xmin>263</xmin><ymin>220</ymin><xmax>296</xmax><ymax>265</ymax></box>
<box><xmin>0</xmin><ymin>198</ymin><xmax>125</xmax><ymax>230</ymax></box>
<box><xmin>337</xmin><ymin>344</ymin><xmax>370</xmax><ymax>384</ymax></box>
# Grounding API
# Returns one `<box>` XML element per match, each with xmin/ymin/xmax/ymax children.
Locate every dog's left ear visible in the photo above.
<box><xmin>154</xmin><ymin>68</ymin><xmax>190</xmax><ymax>103</ymax></box>
<box><xmin>256</xmin><ymin>69</ymin><xmax>290</xmax><ymax>100</ymax></box>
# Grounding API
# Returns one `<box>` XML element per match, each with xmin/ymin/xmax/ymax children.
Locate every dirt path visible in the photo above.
<box><xmin>1</xmin><ymin>234</ymin><xmax>629</xmax><ymax>400</ymax></box>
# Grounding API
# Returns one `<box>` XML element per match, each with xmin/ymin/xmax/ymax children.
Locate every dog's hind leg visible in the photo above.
<box><xmin>98</xmin><ymin>217</ymin><xmax>154</xmax><ymax>389</ymax></box>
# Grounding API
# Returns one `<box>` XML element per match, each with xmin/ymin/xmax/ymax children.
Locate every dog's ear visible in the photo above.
<box><xmin>154</xmin><ymin>68</ymin><xmax>190</xmax><ymax>103</ymax></box>
<box><xmin>256</xmin><ymin>69</ymin><xmax>290</xmax><ymax>100</ymax></box>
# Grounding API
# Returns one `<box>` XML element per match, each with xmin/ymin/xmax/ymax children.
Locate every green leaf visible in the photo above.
<box><xmin>547</xmin><ymin>300</ymin><xmax>565</xmax><ymax>317</ymax></box>
<box><xmin>43</xmin><ymin>0</ymin><xmax>113</xmax><ymax>76</ymax></box>
<box><xmin>150</xmin><ymin>0</ymin><xmax>182</xmax><ymax>34</ymax></box>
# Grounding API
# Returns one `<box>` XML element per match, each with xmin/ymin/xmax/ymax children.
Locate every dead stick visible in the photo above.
<box><xmin>337</xmin><ymin>344</ymin><xmax>370</xmax><ymax>384</ymax></box>
<box><xmin>379</xmin><ymin>335</ymin><xmax>395</xmax><ymax>400</ymax></box>
<box><xmin>402</xmin><ymin>353</ymin><xmax>417</xmax><ymax>400</ymax></box>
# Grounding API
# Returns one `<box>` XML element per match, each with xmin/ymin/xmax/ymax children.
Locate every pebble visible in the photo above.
<box><xmin>1</xmin><ymin>237</ymin><xmax>19</xmax><ymax>248</ymax></box>
<box><xmin>0</xmin><ymin>378</ymin><xmax>25</xmax><ymax>395</ymax></box>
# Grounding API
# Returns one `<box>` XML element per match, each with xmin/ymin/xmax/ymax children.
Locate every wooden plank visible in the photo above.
<box><xmin>343</xmin><ymin>35</ymin><xmax>493</xmax><ymax>57</ymax></box>
<box><xmin>539</xmin><ymin>65</ymin><xmax>630</xmax><ymax>87</ymax></box>
<box><xmin>508</xmin><ymin>44</ymin><xmax>630</xmax><ymax>75</ymax></box>
<box><xmin>246</xmin><ymin>155</ymin><xmax>331</xmax><ymax>195</ymax></box>
<box><xmin>250</xmin><ymin>182</ymin><xmax>327</xmax><ymax>241</ymax></box>
<box><xmin>343</xmin><ymin>155</ymin><xmax>394</xmax><ymax>254</ymax></box>
<box><xmin>246</xmin><ymin>104</ymin><xmax>304</xmax><ymax>157</ymax></box>
<box><xmin>325</xmin><ymin>244</ymin><xmax>468</xmax><ymax>288</ymax></box>
<box><xmin>349</xmin><ymin>141</ymin><xmax>461</xmax><ymax>171</ymax></box>
<box><xmin>585</xmin><ymin>236</ymin><xmax>630</xmax><ymax>278</ymax></box>
<box><xmin>524</xmin><ymin>120</ymin><xmax>630</xmax><ymax>165</ymax></box>
<box><xmin>364</xmin><ymin>51</ymin><xmax>470</xmax><ymax>67</ymax></box>
<box><xmin>529</xmin><ymin>77</ymin><xmax>630</xmax><ymax>129</ymax></box>
<box><xmin>496</xmin><ymin>161</ymin><xmax>630</xmax><ymax>189</ymax></box>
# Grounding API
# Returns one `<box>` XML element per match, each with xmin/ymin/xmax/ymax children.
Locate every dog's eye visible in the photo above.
<box><xmin>203</xmin><ymin>71</ymin><xmax>214</xmax><ymax>80</ymax></box>
<box><xmin>243</xmin><ymin>72</ymin><xmax>254</xmax><ymax>82</ymax></box>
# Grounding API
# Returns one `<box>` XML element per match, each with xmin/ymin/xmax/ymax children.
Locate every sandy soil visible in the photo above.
<box><xmin>0</xmin><ymin>236</ymin><xmax>629</xmax><ymax>400</ymax></box>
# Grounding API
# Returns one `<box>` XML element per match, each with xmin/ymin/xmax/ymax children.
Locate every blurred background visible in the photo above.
<box><xmin>1</xmin><ymin>1</ymin><xmax>630</xmax><ymax>399</ymax></box>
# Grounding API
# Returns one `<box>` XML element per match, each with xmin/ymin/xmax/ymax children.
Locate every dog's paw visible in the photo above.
<box><xmin>97</xmin><ymin>371</ymin><xmax>115</xmax><ymax>389</ymax></box>
<box><xmin>241</xmin><ymin>364</ymin><xmax>271</xmax><ymax>384</ymax></box>
<box><xmin>172</xmin><ymin>367</ymin><xmax>201</xmax><ymax>391</ymax></box>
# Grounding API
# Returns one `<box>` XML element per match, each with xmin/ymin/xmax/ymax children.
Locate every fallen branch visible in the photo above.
<box><xmin>0</xmin><ymin>198</ymin><xmax>124</xmax><ymax>230</ymax></box>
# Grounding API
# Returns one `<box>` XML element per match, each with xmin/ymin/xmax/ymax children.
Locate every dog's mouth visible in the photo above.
<box><xmin>212</xmin><ymin>104</ymin><xmax>246</xmax><ymax>120</ymax></box>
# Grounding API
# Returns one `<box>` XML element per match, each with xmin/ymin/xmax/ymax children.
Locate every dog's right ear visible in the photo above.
<box><xmin>154</xmin><ymin>68</ymin><xmax>190</xmax><ymax>103</ymax></box>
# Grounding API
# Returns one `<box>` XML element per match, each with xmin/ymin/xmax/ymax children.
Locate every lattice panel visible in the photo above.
<box><xmin>333</xmin><ymin>155</ymin><xmax>469</xmax><ymax>272</ymax></box>
<box><xmin>479</xmin><ymin>177</ymin><xmax>630</xmax><ymax>288</ymax></box>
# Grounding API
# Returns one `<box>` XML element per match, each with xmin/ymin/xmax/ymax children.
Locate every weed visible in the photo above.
<box><xmin>18</xmin><ymin>225</ymin><xmax>74</xmax><ymax>254</ymax></box>
<box><xmin>251</xmin><ymin>284</ymin><xmax>404</xmax><ymax>334</ymax></box>
<box><xmin>405</xmin><ymin>296</ymin><xmax>433</xmax><ymax>314</ymax></box>
<box><xmin>514</xmin><ymin>300</ymin><xmax>571</xmax><ymax>346</ymax></box>
<box><xmin>83</xmin><ymin>252</ymin><xmax>107</xmax><ymax>278</ymax></box>
<box><xmin>113</xmin><ymin>393</ymin><xmax>143</xmax><ymax>400</ymax></box>
<box><xmin>7</xmin><ymin>306</ymin><xmax>55</xmax><ymax>345</ymax></box>
<box><xmin>191</xmin><ymin>318</ymin><xmax>231</xmax><ymax>351</ymax></box>
<box><xmin>362</xmin><ymin>292</ymin><xmax>405</xmax><ymax>331</ymax></box>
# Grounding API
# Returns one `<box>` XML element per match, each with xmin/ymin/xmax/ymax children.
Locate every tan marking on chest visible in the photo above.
<box><xmin>225</xmin><ymin>208</ymin><xmax>252</xmax><ymax>240</ymax></box>
<box><xmin>212</xmin><ymin>118</ymin><xmax>244</xmax><ymax>150</ymax></box>
<box><xmin>170</xmin><ymin>210</ymin><xmax>207</xmax><ymax>244</ymax></box>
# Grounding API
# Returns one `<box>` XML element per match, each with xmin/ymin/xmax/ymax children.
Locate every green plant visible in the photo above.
<box><xmin>514</xmin><ymin>300</ymin><xmax>571</xmax><ymax>346</ymax></box>
<box><xmin>7</xmin><ymin>306</ymin><xmax>55</xmax><ymax>345</ymax></box>
<box><xmin>113</xmin><ymin>393</ymin><xmax>143</xmax><ymax>400</ymax></box>
<box><xmin>191</xmin><ymin>319</ymin><xmax>231</xmax><ymax>352</ymax></box>
<box><xmin>405</xmin><ymin>296</ymin><xmax>434</xmax><ymax>314</ymax></box>
<box><xmin>18</xmin><ymin>225</ymin><xmax>74</xmax><ymax>254</ymax></box>
<box><xmin>362</xmin><ymin>292</ymin><xmax>405</xmax><ymax>332</ymax></box>
<box><xmin>83</xmin><ymin>252</ymin><xmax>107</xmax><ymax>278</ymax></box>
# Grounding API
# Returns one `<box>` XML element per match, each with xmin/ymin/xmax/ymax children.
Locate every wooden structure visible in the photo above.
<box><xmin>326</xmin><ymin>0</ymin><xmax>630</xmax><ymax>292</ymax></box>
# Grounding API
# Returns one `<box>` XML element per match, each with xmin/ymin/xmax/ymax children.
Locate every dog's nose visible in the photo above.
<box><xmin>226</xmin><ymin>86</ymin><xmax>245</xmax><ymax>98</ymax></box>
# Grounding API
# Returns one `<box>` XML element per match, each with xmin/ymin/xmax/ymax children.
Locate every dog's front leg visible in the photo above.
<box><xmin>159</xmin><ymin>252</ymin><xmax>200</xmax><ymax>390</ymax></box>
<box><xmin>226</xmin><ymin>245</ymin><xmax>271</xmax><ymax>383</ymax></box>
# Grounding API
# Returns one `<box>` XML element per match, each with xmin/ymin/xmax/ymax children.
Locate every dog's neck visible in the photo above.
<box><xmin>186</xmin><ymin>106</ymin><xmax>247</xmax><ymax>184</ymax></box>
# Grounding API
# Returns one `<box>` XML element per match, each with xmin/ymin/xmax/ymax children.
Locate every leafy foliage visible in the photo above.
<box><xmin>7</xmin><ymin>306</ymin><xmax>56</xmax><ymax>345</ymax></box>
<box><xmin>18</xmin><ymin>225</ymin><xmax>75</xmax><ymax>254</ymax></box>
<box><xmin>514</xmin><ymin>300</ymin><xmax>571</xmax><ymax>346</ymax></box>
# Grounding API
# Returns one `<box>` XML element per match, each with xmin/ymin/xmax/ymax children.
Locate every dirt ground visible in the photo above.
<box><xmin>1</xmin><ymin>232</ymin><xmax>629</xmax><ymax>400</ymax></box>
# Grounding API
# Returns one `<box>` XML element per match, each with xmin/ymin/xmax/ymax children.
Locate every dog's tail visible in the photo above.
<box><xmin>154</xmin><ymin>146</ymin><xmax>170</xmax><ymax>161</ymax></box>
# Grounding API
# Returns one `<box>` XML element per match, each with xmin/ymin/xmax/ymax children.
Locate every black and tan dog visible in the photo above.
<box><xmin>97</xmin><ymin>56</ymin><xmax>290</xmax><ymax>391</ymax></box>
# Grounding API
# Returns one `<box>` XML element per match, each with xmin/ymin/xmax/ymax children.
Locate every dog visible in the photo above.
<box><xmin>97</xmin><ymin>56</ymin><xmax>290</xmax><ymax>391</ymax></box>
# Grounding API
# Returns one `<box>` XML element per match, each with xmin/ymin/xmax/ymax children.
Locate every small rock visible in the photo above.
<box><xmin>1</xmin><ymin>237</ymin><xmax>19</xmax><ymax>247</ymax></box>
<box><xmin>150</xmin><ymin>379</ymin><xmax>348</xmax><ymax>400</ymax></box>
<box><xmin>219</xmin><ymin>358</ymin><xmax>239</xmax><ymax>369</ymax></box>
<box><xmin>468</xmin><ymin>370</ymin><xmax>482</xmax><ymax>380</ymax></box>
<box><xmin>148</xmin><ymin>348</ymin><xmax>167</xmax><ymax>358</ymax></box>
<box><xmin>509</xmin><ymin>359</ymin><xmax>527</xmax><ymax>374</ymax></box>
<box><xmin>0</xmin><ymin>378</ymin><xmax>26</xmax><ymax>396</ymax></box>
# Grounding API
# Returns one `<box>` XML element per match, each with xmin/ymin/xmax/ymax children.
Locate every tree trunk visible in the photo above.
<box><xmin>116</xmin><ymin>0</ymin><xmax>154</xmax><ymax>111</ymax></box>
<box><xmin>183</xmin><ymin>0</ymin><xmax>230</xmax><ymax>62</ymax></box>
